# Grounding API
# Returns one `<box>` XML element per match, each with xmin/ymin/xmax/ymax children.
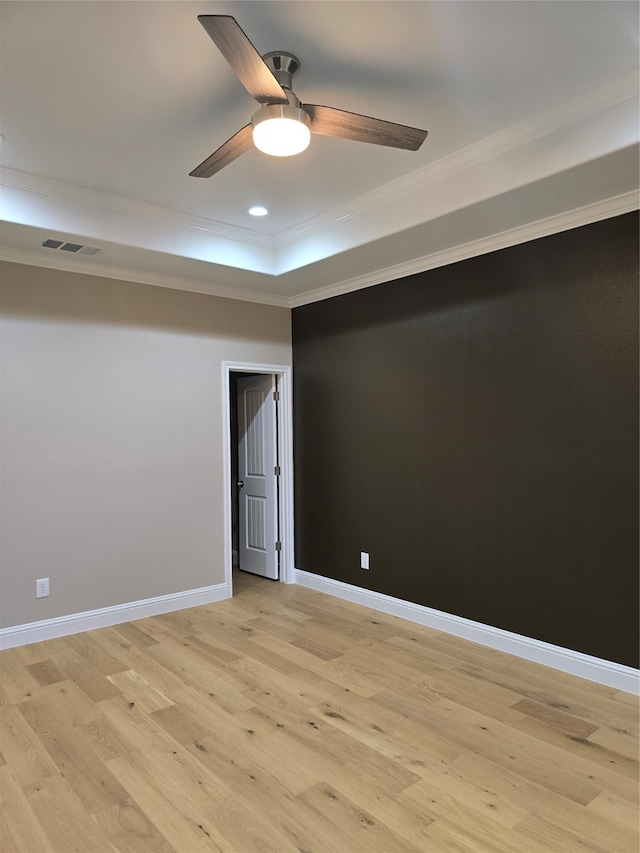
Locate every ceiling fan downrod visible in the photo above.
<box><xmin>261</xmin><ymin>51</ymin><xmax>302</xmax><ymax>101</ymax></box>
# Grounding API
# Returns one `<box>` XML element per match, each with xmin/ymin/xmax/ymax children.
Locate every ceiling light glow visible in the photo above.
<box><xmin>248</xmin><ymin>205</ymin><xmax>269</xmax><ymax>217</ymax></box>
<box><xmin>252</xmin><ymin>104</ymin><xmax>311</xmax><ymax>157</ymax></box>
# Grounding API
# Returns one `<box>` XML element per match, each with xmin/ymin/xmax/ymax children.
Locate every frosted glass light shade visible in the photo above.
<box><xmin>252</xmin><ymin>104</ymin><xmax>311</xmax><ymax>157</ymax></box>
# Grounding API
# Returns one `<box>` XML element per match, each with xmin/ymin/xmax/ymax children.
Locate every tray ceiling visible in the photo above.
<box><xmin>0</xmin><ymin>1</ymin><xmax>638</xmax><ymax>306</ymax></box>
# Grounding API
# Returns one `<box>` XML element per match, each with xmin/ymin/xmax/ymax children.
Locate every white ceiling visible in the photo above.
<box><xmin>1</xmin><ymin>1</ymin><xmax>638</xmax><ymax>307</ymax></box>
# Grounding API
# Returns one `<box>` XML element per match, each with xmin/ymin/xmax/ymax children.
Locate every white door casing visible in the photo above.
<box><xmin>237</xmin><ymin>374</ymin><xmax>278</xmax><ymax>579</ymax></box>
<box><xmin>222</xmin><ymin>362</ymin><xmax>294</xmax><ymax>595</ymax></box>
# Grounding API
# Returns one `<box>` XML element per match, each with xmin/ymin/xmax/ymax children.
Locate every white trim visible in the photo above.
<box><xmin>0</xmin><ymin>246</ymin><xmax>291</xmax><ymax>309</ymax></box>
<box><xmin>290</xmin><ymin>191</ymin><xmax>639</xmax><ymax>307</ymax></box>
<box><xmin>1</xmin><ymin>70</ymin><xmax>636</xmax><ymax>293</ymax></box>
<box><xmin>222</xmin><ymin>362</ymin><xmax>295</xmax><ymax>596</ymax></box>
<box><xmin>280</xmin><ymin>70</ymin><xmax>639</xmax><ymax>253</ymax></box>
<box><xmin>4</xmin><ymin>191</ymin><xmax>636</xmax><ymax>312</ymax></box>
<box><xmin>3</xmin><ymin>70</ymin><xmax>634</xmax><ymax>271</ymax></box>
<box><xmin>0</xmin><ymin>583</ymin><xmax>229</xmax><ymax>650</ymax></box>
<box><xmin>294</xmin><ymin>570</ymin><xmax>639</xmax><ymax>696</ymax></box>
<box><xmin>0</xmin><ymin>166</ymin><xmax>273</xmax><ymax>250</ymax></box>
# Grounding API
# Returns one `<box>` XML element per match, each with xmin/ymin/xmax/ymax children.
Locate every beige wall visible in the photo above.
<box><xmin>0</xmin><ymin>261</ymin><xmax>291</xmax><ymax>628</ymax></box>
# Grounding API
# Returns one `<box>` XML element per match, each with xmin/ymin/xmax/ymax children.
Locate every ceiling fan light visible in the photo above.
<box><xmin>252</xmin><ymin>104</ymin><xmax>311</xmax><ymax>157</ymax></box>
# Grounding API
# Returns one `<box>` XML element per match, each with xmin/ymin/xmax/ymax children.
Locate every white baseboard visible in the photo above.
<box><xmin>294</xmin><ymin>570</ymin><xmax>639</xmax><ymax>696</ymax></box>
<box><xmin>0</xmin><ymin>582</ymin><xmax>231</xmax><ymax>650</ymax></box>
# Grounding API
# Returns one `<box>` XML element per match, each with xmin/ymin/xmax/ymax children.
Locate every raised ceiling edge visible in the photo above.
<box><xmin>0</xmin><ymin>246</ymin><xmax>291</xmax><ymax>309</ymax></box>
<box><xmin>288</xmin><ymin>191</ymin><xmax>640</xmax><ymax>308</ymax></box>
<box><xmin>2</xmin><ymin>191</ymin><xmax>636</xmax><ymax>310</ymax></box>
<box><xmin>277</xmin><ymin>70</ymin><xmax>639</xmax><ymax>250</ymax></box>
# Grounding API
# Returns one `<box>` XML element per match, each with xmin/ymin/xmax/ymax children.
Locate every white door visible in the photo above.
<box><xmin>237</xmin><ymin>374</ymin><xmax>279</xmax><ymax>579</ymax></box>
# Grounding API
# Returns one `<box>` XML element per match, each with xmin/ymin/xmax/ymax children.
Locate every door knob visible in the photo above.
<box><xmin>237</xmin><ymin>480</ymin><xmax>244</xmax><ymax>488</ymax></box>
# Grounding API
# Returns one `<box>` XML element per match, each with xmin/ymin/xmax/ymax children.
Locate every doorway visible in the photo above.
<box><xmin>222</xmin><ymin>362</ymin><xmax>294</xmax><ymax>597</ymax></box>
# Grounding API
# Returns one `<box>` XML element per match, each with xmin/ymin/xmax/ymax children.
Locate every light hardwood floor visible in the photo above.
<box><xmin>1</xmin><ymin>570</ymin><xmax>638</xmax><ymax>852</ymax></box>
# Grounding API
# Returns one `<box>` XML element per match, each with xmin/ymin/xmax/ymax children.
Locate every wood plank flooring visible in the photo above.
<box><xmin>1</xmin><ymin>570</ymin><xmax>638</xmax><ymax>852</ymax></box>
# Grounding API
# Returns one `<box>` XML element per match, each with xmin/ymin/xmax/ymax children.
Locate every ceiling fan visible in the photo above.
<box><xmin>190</xmin><ymin>15</ymin><xmax>428</xmax><ymax>178</ymax></box>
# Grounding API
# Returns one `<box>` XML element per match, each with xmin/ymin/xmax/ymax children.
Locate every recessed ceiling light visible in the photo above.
<box><xmin>248</xmin><ymin>205</ymin><xmax>269</xmax><ymax>217</ymax></box>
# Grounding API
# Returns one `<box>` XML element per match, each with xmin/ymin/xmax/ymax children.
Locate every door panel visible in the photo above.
<box><xmin>237</xmin><ymin>375</ymin><xmax>278</xmax><ymax>579</ymax></box>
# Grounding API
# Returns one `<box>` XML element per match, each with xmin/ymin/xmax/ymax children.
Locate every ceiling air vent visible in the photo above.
<box><xmin>41</xmin><ymin>239</ymin><xmax>103</xmax><ymax>256</ymax></box>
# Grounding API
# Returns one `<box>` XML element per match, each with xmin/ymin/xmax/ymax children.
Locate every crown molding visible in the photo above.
<box><xmin>289</xmin><ymin>191</ymin><xmax>639</xmax><ymax>307</ymax></box>
<box><xmin>0</xmin><ymin>246</ymin><xmax>290</xmax><ymax>308</ymax></box>
<box><xmin>0</xmin><ymin>167</ymin><xmax>273</xmax><ymax>250</ymax></box>
<box><xmin>3</xmin><ymin>190</ymin><xmax>637</xmax><ymax>310</ymax></box>
<box><xmin>279</xmin><ymin>70</ymin><xmax>639</xmax><ymax>253</ymax></box>
<box><xmin>1</xmin><ymin>71</ymin><xmax>637</xmax><ymax>292</ymax></box>
<box><xmin>1</xmin><ymin>71</ymin><xmax>636</xmax><ymax>281</ymax></box>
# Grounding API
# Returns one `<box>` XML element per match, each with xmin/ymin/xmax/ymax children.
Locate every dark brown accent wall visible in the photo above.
<box><xmin>292</xmin><ymin>212</ymin><xmax>639</xmax><ymax>668</ymax></box>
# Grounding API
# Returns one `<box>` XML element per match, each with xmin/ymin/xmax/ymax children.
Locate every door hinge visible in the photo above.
<box><xmin>274</xmin><ymin>465</ymin><xmax>281</xmax><ymax>476</ymax></box>
<box><xmin>275</xmin><ymin>541</ymin><xmax>282</xmax><ymax>552</ymax></box>
<box><xmin>273</xmin><ymin>390</ymin><xmax>280</xmax><ymax>401</ymax></box>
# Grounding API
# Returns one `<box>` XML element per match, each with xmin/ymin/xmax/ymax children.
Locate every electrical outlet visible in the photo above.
<box><xmin>36</xmin><ymin>578</ymin><xmax>49</xmax><ymax>598</ymax></box>
<box><xmin>360</xmin><ymin>551</ymin><xmax>370</xmax><ymax>570</ymax></box>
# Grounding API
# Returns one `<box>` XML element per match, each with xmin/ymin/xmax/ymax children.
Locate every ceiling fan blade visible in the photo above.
<box><xmin>190</xmin><ymin>124</ymin><xmax>254</xmax><ymax>178</ymax></box>
<box><xmin>304</xmin><ymin>104</ymin><xmax>427</xmax><ymax>150</ymax></box>
<box><xmin>198</xmin><ymin>15</ymin><xmax>288</xmax><ymax>105</ymax></box>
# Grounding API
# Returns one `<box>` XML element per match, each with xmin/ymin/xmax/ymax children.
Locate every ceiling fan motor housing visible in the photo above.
<box><xmin>262</xmin><ymin>51</ymin><xmax>302</xmax><ymax>100</ymax></box>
